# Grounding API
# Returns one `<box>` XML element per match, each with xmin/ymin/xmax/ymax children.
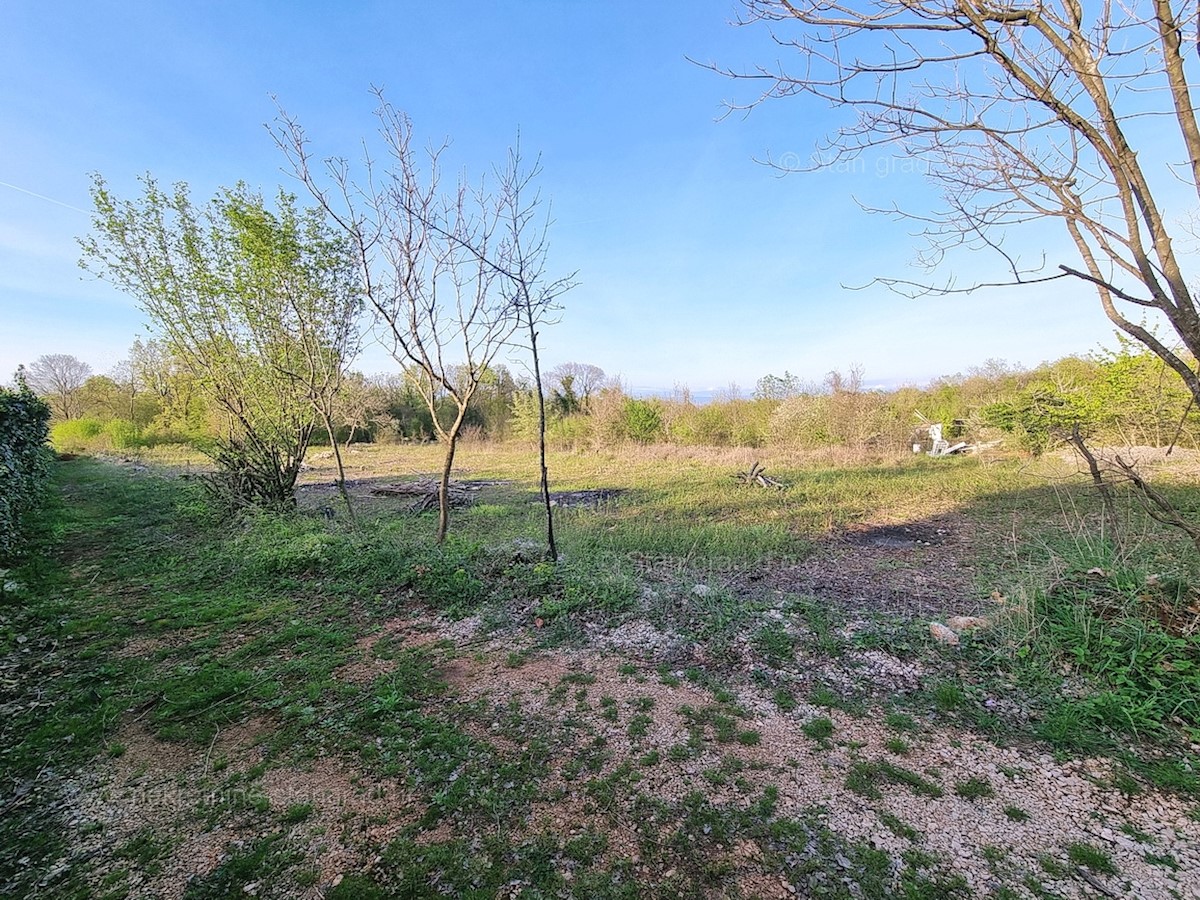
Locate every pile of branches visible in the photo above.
<box><xmin>732</xmin><ymin>462</ymin><xmax>787</xmax><ymax>491</ymax></box>
<box><xmin>371</xmin><ymin>478</ymin><xmax>481</xmax><ymax>512</ymax></box>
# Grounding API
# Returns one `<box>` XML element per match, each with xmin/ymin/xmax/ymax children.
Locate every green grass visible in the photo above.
<box><xmin>884</xmin><ymin>737</ymin><xmax>910</xmax><ymax>755</ymax></box>
<box><xmin>801</xmin><ymin>716</ymin><xmax>835</xmax><ymax>743</ymax></box>
<box><xmin>1066</xmin><ymin>842</ymin><xmax>1118</xmax><ymax>876</ymax></box>
<box><xmin>773</xmin><ymin>688</ymin><xmax>798</xmax><ymax>711</ymax></box>
<box><xmin>7</xmin><ymin>445</ymin><xmax>1200</xmax><ymax>896</ymax></box>
<box><xmin>954</xmin><ymin>777</ymin><xmax>994</xmax><ymax>801</ymax></box>
<box><xmin>846</xmin><ymin>759</ymin><xmax>945</xmax><ymax>800</ymax></box>
<box><xmin>885</xmin><ymin>710</ymin><xmax>920</xmax><ymax>732</ymax></box>
<box><xmin>281</xmin><ymin>802</ymin><xmax>314</xmax><ymax>824</ymax></box>
<box><xmin>754</xmin><ymin>623</ymin><xmax>795</xmax><ymax>665</ymax></box>
<box><xmin>878</xmin><ymin>811</ymin><xmax>920</xmax><ymax>841</ymax></box>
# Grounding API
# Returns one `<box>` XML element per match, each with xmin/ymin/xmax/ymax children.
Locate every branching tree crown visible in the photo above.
<box><xmin>25</xmin><ymin>354</ymin><xmax>91</xmax><ymax>420</ymax></box>
<box><xmin>80</xmin><ymin>176</ymin><xmax>362</xmax><ymax>506</ymax></box>
<box><xmin>274</xmin><ymin>93</ymin><xmax>574</xmax><ymax>546</ymax></box>
<box><xmin>725</xmin><ymin>1</ymin><xmax>1200</xmax><ymax>403</ymax></box>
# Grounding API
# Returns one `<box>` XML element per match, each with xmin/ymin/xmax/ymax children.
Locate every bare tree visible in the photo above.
<box><xmin>25</xmin><ymin>354</ymin><xmax>91</xmax><ymax>419</ymax></box>
<box><xmin>548</xmin><ymin>362</ymin><xmax>605</xmax><ymax>411</ymax></box>
<box><xmin>108</xmin><ymin>359</ymin><xmax>139</xmax><ymax>422</ymax></box>
<box><xmin>495</xmin><ymin>145</ymin><xmax>578</xmax><ymax>561</ymax></box>
<box><xmin>720</xmin><ymin>2</ymin><xmax>1200</xmax><ymax>405</ymax></box>
<box><xmin>273</xmin><ymin>94</ymin><xmax>524</xmax><ymax>542</ymax></box>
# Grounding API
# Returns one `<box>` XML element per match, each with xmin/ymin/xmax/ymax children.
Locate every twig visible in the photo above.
<box><xmin>1111</xmin><ymin>455</ymin><xmax>1200</xmax><ymax>554</ymax></box>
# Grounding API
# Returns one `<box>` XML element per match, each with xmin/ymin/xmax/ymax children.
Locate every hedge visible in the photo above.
<box><xmin>0</xmin><ymin>381</ymin><xmax>52</xmax><ymax>561</ymax></box>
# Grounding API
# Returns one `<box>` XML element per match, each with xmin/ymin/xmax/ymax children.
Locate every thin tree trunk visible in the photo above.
<box><xmin>526</xmin><ymin>314</ymin><xmax>557</xmax><ymax>561</ymax></box>
<box><xmin>1067</xmin><ymin>425</ymin><xmax>1120</xmax><ymax>543</ymax></box>
<box><xmin>437</xmin><ymin>430</ymin><xmax>459</xmax><ymax>544</ymax></box>
<box><xmin>319</xmin><ymin>407</ymin><xmax>355</xmax><ymax>522</ymax></box>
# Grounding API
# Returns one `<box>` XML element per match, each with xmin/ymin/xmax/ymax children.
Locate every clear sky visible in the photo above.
<box><xmin>0</xmin><ymin>1</ymin><xmax>1154</xmax><ymax>395</ymax></box>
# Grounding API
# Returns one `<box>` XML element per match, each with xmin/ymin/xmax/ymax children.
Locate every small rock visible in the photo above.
<box><xmin>691</xmin><ymin>584</ymin><xmax>710</xmax><ymax>597</ymax></box>
<box><xmin>928</xmin><ymin>622</ymin><xmax>960</xmax><ymax>646</ymax></box>
<box><xmin>946</xmin><ymin>616</ymin><xmax>990</xmax><ymax>633</ymax></box>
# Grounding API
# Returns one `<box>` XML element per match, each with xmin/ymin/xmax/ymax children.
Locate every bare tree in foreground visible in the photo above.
<box><xmin>25</xmin><ymin>354</ymin><xmax>91</xmax><ymax>419</ymax></box>
<box><xmin>275</xmin><ymin>95</ymin><xmax>534</xmax><ymax>543</ymax></box>
<box><xmin>495</xmin><ymin>145</ymin><xmax>578</xmax><ymax>561</ymax></box>
<box><xmin>722</xmin><ymin>2</ymin><xmax>1200</xmax><ymax>405</ymax></box>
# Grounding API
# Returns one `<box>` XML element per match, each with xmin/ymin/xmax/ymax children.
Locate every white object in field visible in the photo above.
<box><xmin>913</xmin><ymin>443</ymin><xmax>922</xmax><ymax>453</ymax></box>
<box><xmin>928</xmin><ymin>423</ymin><xmax>951</xmax><ymax>456</ymax></box>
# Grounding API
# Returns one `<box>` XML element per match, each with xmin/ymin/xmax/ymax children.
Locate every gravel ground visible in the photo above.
<box><xmin>64</xmin><ymin>612</ymin><xmax>1200</xmax><ymax>899</ymax></box>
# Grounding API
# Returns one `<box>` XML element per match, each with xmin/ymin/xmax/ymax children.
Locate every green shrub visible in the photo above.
<box><xmin>103</xmin><ymin>418</ymin><xmax>141</xmax><ymax>449</ymax></box>
<box><xmin>668</xmin><ymin>400</ymin><xmax>771</xmax><ymax>447</ymax></box>
<box><xmin>49</xmin><ymin>418</ymin><xmax>104</xmax><ymax>452</ymax></box>
<box><xmin>620</xmin><ymin>398</ymin><xmax>663</xmax><ymax>444</ymax></box>
<box><xmin>49</xmin><ymin>418</ymin><xmax>145</xmax><ymax>452</ymax></box>
<box><xmin>546</xmin><ymin>414</ymin><xmax>592</xmax><ymax>449</ymax></box>
<box><xmin>0</xmin><ymin>380</ymin><xmax>52</xmax><ymax>560</ymax></box>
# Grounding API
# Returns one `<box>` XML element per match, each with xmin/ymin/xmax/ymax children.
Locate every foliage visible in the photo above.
<box><xmin>81</xmin><ymin>175</ymin><xmax>361</xmax><ymax>506</ymax></box>
<box><xmin>0</xmin><ymin>378</ymin><xmax>52</xmax><ymax>560</ymax></box>
<box><xmin>49</xmin><ymin>418</ymin><xmax>142</xmax><ymax>453</ymax></box>
<box><xmin>48</xmin><ymin>418</ymin><xmax>104</xmax><ymax>453</ymax></box>
<box><xmin>668</xmin><ymin>399</ymin><xmax>771</xmax><ymax>447</ymax></box>
<box><xmin>980</xmin><ymin>383</ymin><xmax>1091</xmax><ymax>455</ymax></box>
<box><xmin>618</xmin><ymin>398</ymin><xmax>664</xmax><ymax>444</ymax></box>
<box><xmin>1021</xmin><ymin>571</ymin><xmax>1200</xmax><ymax>755</ymax></box>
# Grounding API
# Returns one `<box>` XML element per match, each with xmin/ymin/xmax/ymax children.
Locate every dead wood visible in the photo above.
<box><xmin>732</xmin><ymin>462</ymin><xmax>787</xmax><ymax>490</ymax></box>
<box><xmin>371</xmin><ymin>478</ymin><xmax>480</xmax><ymax>512</ymax></box>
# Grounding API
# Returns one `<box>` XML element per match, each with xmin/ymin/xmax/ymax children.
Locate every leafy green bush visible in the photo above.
<box><xmin>546</xmin><ymin>414</ymin><xmax>592</xmax><ymax>449</ymax></box>
<box><xmin>0</xmin><ymin>380</ymin><xmax>52</xmax><ymax>560</ymax></box>
<box><xmin>979</xmin><ymin>382</ymin><xmax>1091</xmax><ymax>454</ymax></box>
<box><xmin>49</xmin><ymin>418</ymin><xmax>104</xmax><ymax>452</ymax></box>
<box><xmin>103</xmin><ymin>418</ymin><xmax>141</xmax><ymax>449</ymax></box>
<box><xmin>669</xmin><ymin>401</ymin><xmax>771</xmax><ymax>447</ymax></box>
<box><xmin>619</xmin><ymin>398</ymin><xmax>663</xmax><ymax>444</ymax></box>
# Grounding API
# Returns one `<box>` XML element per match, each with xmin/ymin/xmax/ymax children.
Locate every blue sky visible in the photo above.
<box><xmin>0</xmin><ymin>1</ymin><xmax>1146</xmax><ymax>395</ymax></box>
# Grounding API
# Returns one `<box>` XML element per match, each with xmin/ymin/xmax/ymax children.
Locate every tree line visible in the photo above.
<box><xmin>26</xmin><ymin>338</ymin><xmax>1198</xmax><ymax>459</ymax></box>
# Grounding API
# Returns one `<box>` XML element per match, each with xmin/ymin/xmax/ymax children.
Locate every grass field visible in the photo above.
<box><xmin>2</xmin><ymin>443</ymin><xmax>1199</xmax><ymax>898</ymax></box>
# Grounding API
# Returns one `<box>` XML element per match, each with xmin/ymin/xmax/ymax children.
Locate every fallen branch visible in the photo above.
<box><xmin>1111</xmin><ymin>455</ymin><xmax>1200</xmax><ymax>555</ymax></box>
<box><xmin>371</xmin><ymin>478</ymin><xmax>479</xmax><ymax>511</ymax></box>
<box><xmin>732</xmin><ymin>462</ymin><xmax>787</xmax><ymax>490</ymax></box>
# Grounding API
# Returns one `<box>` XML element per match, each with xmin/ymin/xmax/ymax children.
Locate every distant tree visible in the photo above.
<box><xmin>107</xmin><ymin>359</ymin><xmax>140</xmax><ymax>422</ymax></box>
<box><xmin>25</xmin><ymin>354</ymin><xmax>91</xmax><ymax>419</ymax></box>
<box><xmin>464</xmin><ymin>363</ymin><xmax>518</xmax><ymax>438</ymax></box>
<box><xmin>81</xmin><ymin>177</ymin><xmax>362</xmax><ymax>507</ymax></box>
<box><xmin>128</xmin><ymin>337</ymin><xmax>206</xmax><ymax>436</ymax></box>
<box><xmin>550</xmin><ymin>374</ymin><xmax>582</xmax><ymax>418</ymax></box>
<box><xmin>549</xmin><ymin>363</ymin><xmax>605</xmax><ymax>411</ymax></box>
<box><xmin>335</xmin><ymin>372</ymin><xmax>385</xmax><ymax>445</ymax></box>
<box><xmin>128</xmin><ymin>338</ymin><xmax>172</xmax><ymax>403</ymax></box>
<box><xmin>754</xmin><ymin>371</ymin><xmax>802</xmax><ymax>401</ymax></box>
<box><xmin>76</xmin><ymin>375</ymin><xmax>128</xmax><ymax>421</ymax></box>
